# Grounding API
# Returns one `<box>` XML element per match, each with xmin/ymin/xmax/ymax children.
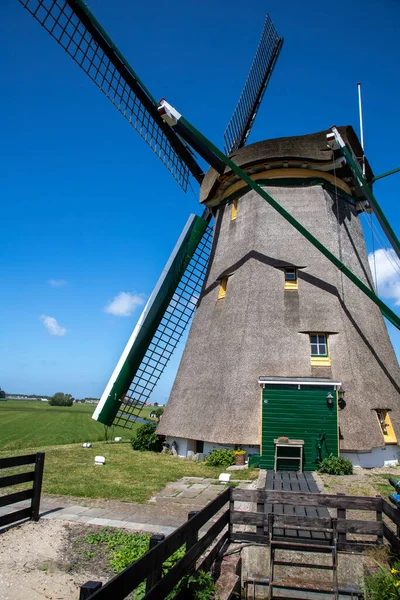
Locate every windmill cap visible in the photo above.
<box><xmin>200</xmin><ymin>125</ymin><xmax>372</xmax><ymax>206</ymax></box>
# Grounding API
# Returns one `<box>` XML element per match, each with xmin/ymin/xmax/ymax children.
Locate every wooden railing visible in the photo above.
<box><xmin>0</xmin><ymin>452</ymin><xmax>45</xmax><ymax>528</ymax></box>
<box><xmin>230</xmin><ymin>488</ymin><xmax>386</xmax><ymax>551</ymax></box>
<box><xmin>80</xmin><ymin>486</ymin><xmax>231</xmax><ymax>600</ymax></box>
<box><xmin>80</xmin><ymin>486</ymin><xmax>400</xmax><ymax>599</ymax></box>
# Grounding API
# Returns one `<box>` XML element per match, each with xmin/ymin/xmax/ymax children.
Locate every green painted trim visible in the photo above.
<box><xmin>95</xmin><ymin>216</ymin><xmax>208</xmax><ymax>426</ymax></box>
<box><xmin>222</xmin><ymin>178</ymin><xmax>355</xmax><ymax>207</ymax></box>
<box><xmin>178</xmin><ymin>115</ymin><xmax>400</xmax><ymax>330</ymax></box>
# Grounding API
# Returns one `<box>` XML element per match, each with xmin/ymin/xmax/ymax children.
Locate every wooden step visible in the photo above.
<box><xmin>274</xmin><ymin>560</ymin><xmax>334</xmax><ymax>570</ymax></box>
<box><xmin>270</xmin><ymin>578</ymin><xmax>361</xmax><ymax>595</ymax></box>
<box><xmin>271</xmin><ymin>540</ymin><xmax>334</xmax><ymax>552</ymax></box>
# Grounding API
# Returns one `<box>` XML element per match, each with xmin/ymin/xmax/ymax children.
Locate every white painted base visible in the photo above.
<box><xmin>342</xmin><ymin>445</ymin><xmax>400</xmax><ymax>469</ymax></box>
<box><xmin>165</xmin><ymin>436</ymin><xmax>260</xmax><ymax>459</ymax></box>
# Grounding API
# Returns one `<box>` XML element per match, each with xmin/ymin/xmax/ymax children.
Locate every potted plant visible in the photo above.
<box><xmin>233</xmin><ymin>447</ymin><xmax>246</xmax><ymax>466</ymax></box>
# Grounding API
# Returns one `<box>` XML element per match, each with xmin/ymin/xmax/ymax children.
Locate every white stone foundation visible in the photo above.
<box><xmin>165</xmin><ymin>437</ymin><xmax>260</xmax><ymax>459</ymax></box>
<box><xmin>342</xmin><ymin>445</ymin><xmax>400</xmax><ymax>469</ymax></box>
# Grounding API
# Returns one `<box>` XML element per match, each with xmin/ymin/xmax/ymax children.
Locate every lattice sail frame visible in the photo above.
<box><xmin>224</xmin><ymin>14</ymin><xmax>283</xmax><ymax>156</ymax></box>
<box><xmin>19</xmin><ymin>0</ymin><xmax>193</xmax><ymax>190</ymax></box>
<box><xmin>92</xmin><ymin>215</ymin><xmax>213</xmax><ymax>429</ymax></box>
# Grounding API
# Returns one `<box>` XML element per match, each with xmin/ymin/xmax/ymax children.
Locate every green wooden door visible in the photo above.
<box><xmin>260</xmin><ymin>384</ymin><xmax>338</xmax><ymax>471</ymax></box>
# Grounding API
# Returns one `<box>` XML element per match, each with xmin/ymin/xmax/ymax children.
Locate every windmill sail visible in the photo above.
<box><xmin>93</xmin><ymin>215</ymin><xmax>213</xmax><ymax>428</ymax></box>
<box><xmin>224</xmin><ymin>14</ymin><xmax>283</xmax><ymax>155</ymax></box>
<box><xmin>19</xmin><ymin>0</ymin><xmax>204</xmax><ymax>189</ymax></box>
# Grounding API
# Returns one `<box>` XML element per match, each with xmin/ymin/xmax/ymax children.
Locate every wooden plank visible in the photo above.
<box><xmin>337</xmin><ymin>519</ymin><xmax>383</xmax><ymax>535</ymax></box>
<box><xmin>290</xmin><ymin>473</ymin><xmax>310</xmax><ymax>539</ymax></box>
<box><xmin>0</xmin><ymin>454</ymin><xmax>37</xmax><ymax>470</ymax></box>
<box><xmin>282</xmin><ymin>472</ymin><xmax>296</xmax><ymax>538</ymax></box>
<box><xmin>0</xmin><ymin>488</ymin><xmax>33</xmax><ymax>508</ymax></box>
<box><xmin>274</xmin><ymin>515</ymin><xmax>333</xmax><ymax>532</ymax></box>
<box><xmin>196</xmin><ymin>531</ymin><xmax>229</xmax><ymax>574</ymax></box>
<box><xmin>383</xmin><ymin>523</ymin><xmax>400</xmax><ymax>555</ymax></box>
<box><xmin>231</xmin><ymin>488</ymin><xmax>381</xmax><ymax>510</ymax></box>
<box><xmin>382</xmin><ymin>498</ymin><xmax>400</xmax><ymax>526</ymax></box>
<box><xmin>0</xmin><ymin>507</ymin><xmax>32</xmax><ymax>527</ymax></box>
<box><xmin>0</xmin><ymin>471</ymin><xmax>34</xmax><ymax>489</ymax></box>
<box><xmin>230</xmin><ymin>532</ymin><xmax>268</xmax><ymax>544</ymax></box>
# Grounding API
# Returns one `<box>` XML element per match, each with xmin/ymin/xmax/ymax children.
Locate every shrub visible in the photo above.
<box><xmin>172</xmin><ymin>571</ymin><xmax>216</xmax><ymax>600</ymax></box>
<box><xmin>365</xmin><ymin>560</ymin><xmax>400</xmax><ymax>599</ymax></box>
<box><xmin>49</xmin><ymin>392</ymin><xmax>73</xmax><ymax>406</ymax></box>
<box><xmin>318</xmin><ymin>454</ymin><xmax>353</xmax><ymax>475</ymax></box>
<box><xmin>131</xmin><ymin>423</ymin><xmax>164</xmax><ymax>452</ymax></box>
<box><xmin>205</xmin><ymin>449</ymin><xmax>234</xmax><ymax>468</ymax></box>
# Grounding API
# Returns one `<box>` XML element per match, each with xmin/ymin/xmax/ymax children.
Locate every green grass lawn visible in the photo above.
<box><xmin>0</xmin><ymin>441</ymin><xmax>257</xmax><ymax>503</ymax></box>
<box><xmin>0</xmin><ymin>400</ymin><xmax>152</xmax><ymax>451</ymax></box>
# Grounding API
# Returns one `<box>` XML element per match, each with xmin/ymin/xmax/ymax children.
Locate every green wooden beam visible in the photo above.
<box><xmin>371</xmin><ymin>166</ymin><xmax>400</xmax><ymax>183</ymax></box>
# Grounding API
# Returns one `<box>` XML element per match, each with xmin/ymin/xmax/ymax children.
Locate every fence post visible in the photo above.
<box><xmin>186</xmin><ymin>510</ymin><xmax>199</xmax><ymax>551</ymax></box>
<box><xmin>256</xmin><ymin>491</ymin><xmax>265</xmax><ymax>537</ymax></box>
<box><xmin>79</xmin><ymin>581</ymin><xmax>102</xmax><ymax>600</ymax></box>
<box><xmin>145</xmin><ymin>533</ymin><xmax>165</xmax><ymax>594</ymax></box>
<box><xmin>229</xmin><ymin>487</ymin><xmax>234</xmax><ymax>541</ymax></box>
<box><xmin>337</xmin><ymin>493</ymin><xmax>346</xmax><ymax>546</ymax></box>
<box><xmin>31</xmin><ymin>452</ymin><xmax>45</xmax><ymax>521</ymax></box>
<box><xmin>376</xmin><ymin>496</ymin><xmax>383</xmax><ymax>545</ymax></box>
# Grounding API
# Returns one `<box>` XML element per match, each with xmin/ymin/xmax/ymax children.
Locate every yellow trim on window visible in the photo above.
<box><xmin>231</xmin><ymin>198</ymin><xmax>237</xmax><ymax>221</ymax></box>
<box><xmin>284</xmin><ymin>268</ymin><xmax>298</xmax><ymax>290</ymax></box>
<box><xmin>218</xmin><ymin>276</ymin><xmax>228</xmax><ymax>300</ymax></box>
<box><xmin>310</xmin><ymin>334</ymin><xmax>331</xmax><ymax>366</ymax></box>
<box><xmin>376</xmin><ymin>409</ymin><xmax>397</xmax><ymax>444</ymax></box>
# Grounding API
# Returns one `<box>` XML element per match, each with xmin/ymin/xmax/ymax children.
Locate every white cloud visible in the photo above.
<box><xmin>48</xmin><ymin>279</ymin><xmax>67</xmax><ymax>287</ymax></box>
<box><xmin>104</xmin><ymin>292</ymin><xmax>146</xmax><ymax>317</ymax></box>
<box><xmin>368</xmin><ymin>248</ymin><xmax>400</xmax><ymax>306</ymax></box>
<box><xmin>40</xmin><ymin>315</ymin><xmax>67</xmax><ymax>336</ymax></box>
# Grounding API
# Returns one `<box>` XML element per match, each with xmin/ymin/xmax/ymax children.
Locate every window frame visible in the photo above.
<box><xmin>231</xmin><ymin>198</ymin><xmax>238</xmax><ymax>221</ymax></box>
<box><xmin>218</xmin><ymin>276</ymin><xmax>228</xmax><ymax>300</ymax></box>
<box><xmin>309</xmin><ymin>333</ymin><xmax>331</xmax><ymax>366</ymax></box>
<box><xmin>284</xmin><ymin>267</ymin><xmax>298</xmax><ymax>290</ymax></box>
<box><xmin>375</xmin><ymin>409</ymin><xmax>397</xmax><ymax>444</ymax></box>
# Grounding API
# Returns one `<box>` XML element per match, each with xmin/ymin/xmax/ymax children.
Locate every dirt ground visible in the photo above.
<box><xmin>0</xmin><ymin>520</ymin><xmax>109</xmax><ymax>600</ymax></box>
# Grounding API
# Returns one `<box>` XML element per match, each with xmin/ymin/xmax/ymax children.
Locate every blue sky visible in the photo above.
<box><xmin>1</xmin><ymin>0</ymin><xmax>399</xmax><ymax>399</ymax></box>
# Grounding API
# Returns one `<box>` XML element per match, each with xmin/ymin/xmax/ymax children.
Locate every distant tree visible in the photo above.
<box><xmin>49</xmin><ymin>392</ymin><xmax>73</xmax><ymax>407</ymax></box>
<box><xmin>154</xmin><ymin>407</ymin><xmax>164</xmax><ymax>423</ymax></box>
<box><xmin>153</xmin><ymin>402</ymin><xmax>159</xmax><ymax>407</ymax></box>
<box><xmin>0</xmin><ymin>389</ymin><xmax>6</xmax><ymax>399</ymax></box>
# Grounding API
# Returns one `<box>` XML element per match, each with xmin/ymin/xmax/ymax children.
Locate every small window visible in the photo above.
<box><xmin>310</xmin><ymin>333</ymin><xmax>331</xmax><ymax>366</ymax></box>
<box><xmin>218</xmin><ymin>276</ymin><xmax>228</xmax><ymax>300</ymax></box>
<box><xmin>284</xmin><ymin>267</ymin><xmax>298</xmax><ymax>290</ymax></box>
<box><xmin>376</xmin><ymin>409</ymin><xmax>397</xmax><ymax>444</ymax></box>
<box><xmin>231</xmin><ymin>199</ymin><xmax>237</xmax><ymax>221</ymax></box>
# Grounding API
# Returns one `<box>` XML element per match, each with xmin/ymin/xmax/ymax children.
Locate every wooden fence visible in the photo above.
<box><xmin>80</xmin><ymin>486</ymin><xmax>400</xmax><ymax>599</ymax></box>
<box><xmin>0</xmin><ymin>452</ymin><xmax>45</xmax><ymax>528</ymax></box>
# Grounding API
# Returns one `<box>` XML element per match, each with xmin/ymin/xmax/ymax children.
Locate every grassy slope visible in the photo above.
<box><xmin>0</xmin><ymin>401</ymin><xmax>152</xmax><ymax>451</ymax></box>
<box><xmin>0</xmin><ymin>442</ymin><xmax>257</xmax><ymax>503</ymax></box>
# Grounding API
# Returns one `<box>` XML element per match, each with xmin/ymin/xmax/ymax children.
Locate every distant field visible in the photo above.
<box><xmin>0</xmin><ymin>401</ymin><xmax>152</xmax><ymax>451</ymax></box>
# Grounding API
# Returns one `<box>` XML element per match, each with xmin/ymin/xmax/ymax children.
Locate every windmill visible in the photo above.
<box><xmin>20</xmin><ymin>0</ymin><xmax>400</xmax><ymax>469</ymax></box>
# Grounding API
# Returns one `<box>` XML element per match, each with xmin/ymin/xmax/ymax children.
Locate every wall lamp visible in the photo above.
<box><xmin>338</xmin><ymin>386</ymin><xmax>346</xmax><ymax>410</ymax></box>
<box><xmin>326</xmin><ymin>392</ymin><xmax>334</xmax><ymax>407</ymax></box>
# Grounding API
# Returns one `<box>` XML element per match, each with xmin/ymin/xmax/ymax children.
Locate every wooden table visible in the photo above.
<box><xmin>274</xmin><ymin>439</ymin><xmax>304</xmax><ymax>472</ymax></box>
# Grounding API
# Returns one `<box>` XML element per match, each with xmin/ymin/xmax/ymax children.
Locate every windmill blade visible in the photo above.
<box><xmin>224</xmin><ymin>15</ymin><xmax>283</xmax><ymax>155</ymax></box>
<box><xmin>19</xmin><ymin>0</ymin><xmax>204</xmax><ymax>189</ymax></box>
<box><xmin>92</xmin><ymin>214</ymin><xmax>213</xmax><ymax>428</ymax></box>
